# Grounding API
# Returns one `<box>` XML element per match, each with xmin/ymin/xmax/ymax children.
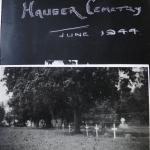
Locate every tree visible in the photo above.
<box><xmin>0</xmin><ymin>103</ymin><xmax>5</xmax><ymax>125</ymax></box>
<box><xmin>3</xmin><ymin>68</ymin><xmax>71</xmax><ymax>127</ymax></box>
<box><xmin>5</xmin><ymin>112</ymin><xmax>14</xmax><ymax>126</ymax></box>
<box><xmin>62</xmin><ymin>68</ymin><xmax>119</xmax><ymax>133</ymax></box>
<box><xmin>116</xmin><ymin>67</ymin><xmax>149</xmax><ymax>124</ymax></box>
<box><xmin>3</xmin><ymin>67</ymin><xmax>120</xmax><ymax>132</ymax></box>
<box><xmin>4</xmin><ymin>67</ymin><xmax>148</xmax><ymax>132</ymax></box>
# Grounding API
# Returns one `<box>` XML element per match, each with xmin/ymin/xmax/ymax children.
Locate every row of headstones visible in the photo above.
<box><xmin>27</xmin><ymin>117</ymin><xmax>127</xmax><ymax>128</ymax></box>
<box><xmin>26</xmin><ymin>117</ymin><xmax>127</xmax><ymax>139</ymax></box>
<box><xmin>64</xmin><ymin>117</ymin><xmax>128</xmax><ymax>139</ymax></box>
<box><xmin>64</xmin><ymin>123</ymin><xmax>117</xmax><ymax>139</ymax></box>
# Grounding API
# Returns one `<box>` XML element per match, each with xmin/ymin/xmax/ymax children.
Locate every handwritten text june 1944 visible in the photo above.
<box><xmin>57</xmin><ymin>28</ymin><xmax>139</xmax><ymax>38</ymax></box>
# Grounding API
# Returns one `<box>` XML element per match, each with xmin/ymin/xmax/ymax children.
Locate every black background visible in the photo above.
<box><xmin>1</xmin><ymin>0</ymin><xmax>150</xmax><ymax>64</ymax></box>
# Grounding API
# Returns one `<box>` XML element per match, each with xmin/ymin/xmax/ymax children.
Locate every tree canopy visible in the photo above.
<box><xmin>3</xmin><ymin>67</ymin><xmax>149</xmax><ymax>132</ymax></box>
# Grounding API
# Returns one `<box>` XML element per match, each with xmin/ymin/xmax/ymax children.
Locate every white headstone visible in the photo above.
<box><xmin>85</xmin><ymin>124</ymin><xmax>89</xmax><ymax>136</ymax></box>
<box><xmin>121</xmin><ymin>118</ymin><xmax>125</xmax><ymax>124</ymax></box>
<box><xmin>94</xmin><ymin>124</ymin><xmax>99</xmax><ymax>138</ymax></box>
<box><xmin>26</xmin><ymin>120</ymin><xmax>32</xmax><ymax>127</ymax></box>
<box><xmin>111</xmin><ymin>123</ymin><xmax>117</xmax><ymax>139</ymax></box>
<box><xmin>119</xmin><ymin>117</ymin><xmax>128</xmax><ymax>129</ymax></box>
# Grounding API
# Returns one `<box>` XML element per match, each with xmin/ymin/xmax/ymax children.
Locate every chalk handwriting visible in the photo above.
<box><xmin>21</xmin><ymin>1</ymin><xmax>87</xmax><ymax>20</ymax></box>
<box><xmin>50</xmin><ymin>25</ymin><xmax>90</xmax><ymax>33</ymax></box>
<box><xmin>21</xmin><ymin>0</ymin><xmax>142</xmax><ymax>20</ymax></box>
<box><xmin>57</xmin><ymin>28</ymin><xmax>139</xmax><ymax>38</ymax></box>
<box><xmin>59</xmin><ymin>32</ymin><xmax>89</xmax><ymax>38</ymax></box>
<box><xmin>86</xmin><ymin>0</ymin><xmax>141</xmax><ymax>16</ymax></box>
<box><xmin>101</xmin><ymin>28</ymin><xmax>139</xmax><ymax>36</ymax></box>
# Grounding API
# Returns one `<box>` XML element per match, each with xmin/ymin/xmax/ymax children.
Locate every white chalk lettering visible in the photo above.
<box><xmin>100</xmin><ymin>30</ymin><xmax>105</xmax><ymax>36</ymax></box>
<box><xmin>126</xmin><ymin>6</ymin><xmax>135</xmax><ymax>12</ymax></box>
<box><xmin>53</xmin><ymin>9</ymin><xmax>59</xmax><ymax>16</ymax></box>
<box><xmin>21</xmin><ymin>0</ymin><xmax>142</xmax><ymax>20</ymax></box>
<box><xmin>118</xmin><ymin>29</ymin><xmax>128</xmax><ymax>35</ymax></box>
<box><xmin>43</xmin><ymin>9</ymin><xmax>51</xmax><ymax>16</ymax></box>
<box><xmin>86</xmin><ymin>0</ymin><xmax>95</xmax><ymax>15</ymax></box>
<box><xmin>67</xmin><ymin>33</ymin><xmax>74</xmax><ymax>38</ymax></box>
<box><xmin>59</xmin><ymin>33</ymin><xmax>64</xmax><ymax>38</ymax></box>
<box><xmin>35</xmin><ymin>9</ymin><xmax>44</xmax><ymax>19</ymax></box>
<box><xmin>21</xmin><ymin>1</ymin><xmax>87</xmax><ymax>20</ymax></box>
<box><xmin>106</xmin><ymin>29</ymin><xmax>116</xmax><ymax>35</ymax></box>
<box><xmin>94</xmin><ymin>7</ymin><xmax>101</xmax><ymax>13</ymax></box>
<box><xmin>110</xmin><ymin>7</ymin><xmax>116</xmax><ymax>12</ymax></box>
<box><xmin>53</xmin><ymin>28</ymin><xmax>139</xmax><ymax>38</ymax></box>
<box><xmin>75</xmin><ymin>33</ymin><xmax>82</xmax><ymax>37</ymax></box>
<box><xmin>129</xmin><ymin>28</ymin><xmax>139</xmax><ymax>34</ymax></box>
<box><xmin>115</xmin><ymin>6</ymin><xmax>128</xmax><ymax>12</ymax></box>
<box><xmin>50</xmin><ymin>25</ymin><xmax>90</xmax><ymax>33</ymax></box>
<box><xmin>58</xmin><ymin>32</ymin><xmax>89</xmax><ymax>38</ymax></box>
<box><xmin>83</xmin><ymin>32</ymin><xmax>89</xmax><ymax>36</ymax></box>
<box><xmin>101</xmin><ymin>28</ymin><xmax>139</xmax><ymax>36</ymax></box>
<box><xmin>101</xmin><ymin>7</ymin><xmax>111</xmax><ymax>13</ymax></box>
<box><xmin>133</xmin><ymin>7</ymin><xmax>141</xmax><ymax>16</ymax></box>
<box><xmin>21</xmin><ymin>1</ymin><xmax>34</xmax><ymax>18</ymax></box>
<box><xmin>61</xmin><ymin>8</ymin><xmax>68</xmax><ymax>15</ymax></box>
<box><xmin>69</xmin><ymin>7</ymin><xmax>87</xmax><ymax>20</ymax></box>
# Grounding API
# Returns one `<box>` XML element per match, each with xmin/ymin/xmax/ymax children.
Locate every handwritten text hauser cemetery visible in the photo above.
<box><xmin>20</xmin><ymin>0</ymin><xmax>142</xmax><ymax>38</ymax></box>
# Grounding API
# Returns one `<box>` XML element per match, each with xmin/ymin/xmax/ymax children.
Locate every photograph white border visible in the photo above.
<box><xmin>0</xmin><ymin>64</ymin><xmax>149</xmax><ymax>68</ymax></box>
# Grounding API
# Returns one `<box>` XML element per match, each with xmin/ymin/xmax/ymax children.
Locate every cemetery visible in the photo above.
<box><xmin>0</xmin><ymin>67</ymin><xmax>149</xmax><ymax>150</ymax></box>
<box><xmin>0</xmin><ymin>122</ymin><xmax>149</xmax><ymax>150</ymax></box>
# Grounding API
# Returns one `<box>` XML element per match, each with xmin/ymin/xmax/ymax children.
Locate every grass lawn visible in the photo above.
<box><xmin>0</xmin><ymin>127</ymin><xmax>149</xmax><ymax>150</ymax></box>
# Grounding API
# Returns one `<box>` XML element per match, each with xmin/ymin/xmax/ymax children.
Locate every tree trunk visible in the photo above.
<box><xmin>73</xmin><ymin>108</ymin><xmax>81</xmax><ymax>133</ymax></box>
<box><xmin>45</xmin><ymin>119</ymin><xmax>52</xmax><ymax>128</ymax></box>
<box><xmin>50</xmin><ymin>110</ymin><xmax>55</xmax><ymax>128</ymax></box>
<box><xmin>35</xmin><ymin>120</ymin><xmax>39</xmax><ymax>128</ymax></box>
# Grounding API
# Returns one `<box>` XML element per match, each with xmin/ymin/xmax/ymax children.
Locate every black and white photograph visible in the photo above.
<box><xmin>0</xmin><ymin>1</ymin><xmax>150</xmax><ymax>150</ymax></box>
<box><xmin>0</xmin><ymin>66</ymin><xmax>149</xmax><ymax>150</ymax></box>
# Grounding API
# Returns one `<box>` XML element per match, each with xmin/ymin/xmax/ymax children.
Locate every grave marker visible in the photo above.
<box><xmin>85</xmin><ymin>124</ymin><xmax>89</xmax><ymax>137</ymax></box>
<box><xmin>94</xmin><ymin>124</ymin><xmax>99</xmax><ymax>138</ymax></box>
<box><xmin>119</xmin><ymin>117</ymin><xmax>128</xmax><ymax>128</ymax></box>
<box><xmin>121</xmin><ymin>118</ymin><xmax>125</xmax><ymax>124</ymax></box>
<box><xmin>111</xmin><ymin>123</ymin><xmax>117</xmax><ymax>139</ymax></box>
